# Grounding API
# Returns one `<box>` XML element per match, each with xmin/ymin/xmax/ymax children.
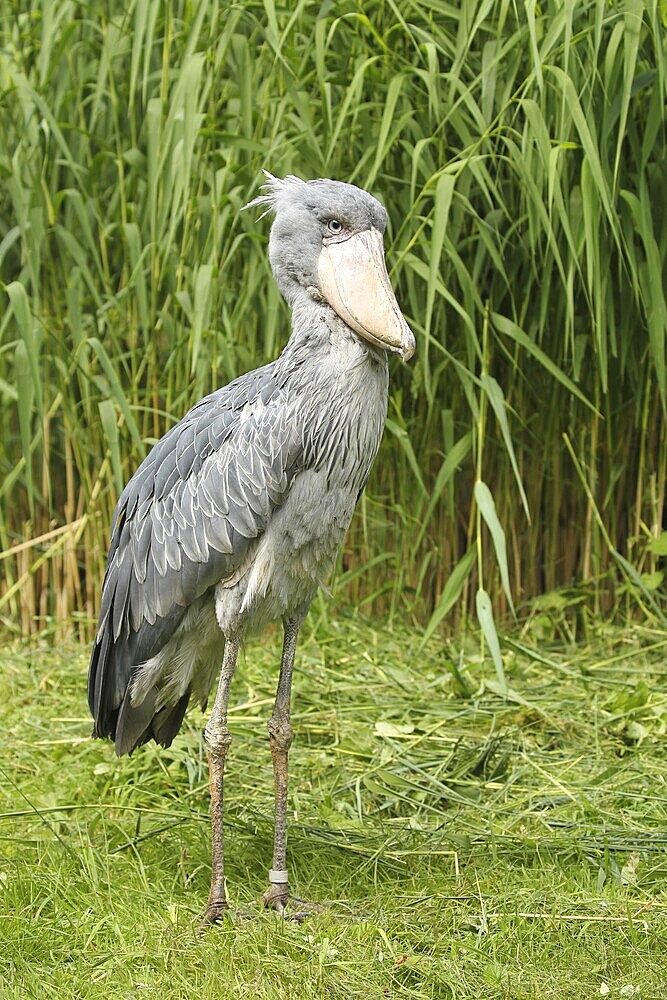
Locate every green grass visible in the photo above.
<box><xmin>3</xmin><ymin>613</ymin><xmax>667</xmax><ymax>998</ymax></box>
<box><xmin>1</xmin><ymin>0</ymin><xmax>665</xmax><ymax>634</ymax></box>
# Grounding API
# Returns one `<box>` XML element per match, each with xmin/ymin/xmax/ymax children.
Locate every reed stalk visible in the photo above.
<box><xmin>0</xmin><ymin>0</ymin><xmax>664</xmax><ymax>637</ymax></box>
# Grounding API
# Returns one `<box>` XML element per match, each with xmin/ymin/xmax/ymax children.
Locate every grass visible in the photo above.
<box><xmin>3</xmin><ymin>612</ymin><xmax>667</xmax><ymax>998</ymax></box>
<box><xmin>2</xmin><ymin>4</ymin><xmax>665</xmax><ymax>992</ymax></box>
<box><xmin>1</xmin><ymin>0</ymin><xmax>665</xmax><ymax>634</ymax></box>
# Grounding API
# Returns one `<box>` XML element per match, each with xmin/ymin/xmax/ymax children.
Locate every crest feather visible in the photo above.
<box><xmin>243</xmin><ymin>171</ymin><xmax>309</xmax><ymax>219</ymax></box>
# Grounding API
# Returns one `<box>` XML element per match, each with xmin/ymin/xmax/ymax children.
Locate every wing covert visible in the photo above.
<box><xmin>89</xmin><ymin>365</ymin><xmax>303</xmax><ymax>737</ymax></box>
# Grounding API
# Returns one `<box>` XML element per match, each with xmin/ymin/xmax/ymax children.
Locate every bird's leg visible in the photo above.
<box><xmin>199</xmin><ymin>634</ymin><xmax>240</xmax><ymax>929</ymax></box>
<box><xmin>263</xmin><ymin>615</ymin><xmax>302</xmax><ymax>917</ymax></box>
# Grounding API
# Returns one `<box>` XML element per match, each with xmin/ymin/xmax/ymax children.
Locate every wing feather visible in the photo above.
<box><xmin>88</xmin><ymin>363</ymin><xmax>302</xmax><ymax>740</ymax></box>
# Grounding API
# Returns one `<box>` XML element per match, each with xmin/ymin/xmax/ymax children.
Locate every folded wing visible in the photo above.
<box><xmin>88</xmin><ymin>364</ymin><xmax>302</xmax><ymax>740</ymax></box>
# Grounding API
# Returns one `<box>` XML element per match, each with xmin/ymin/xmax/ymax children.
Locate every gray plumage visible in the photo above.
<box><xmin>88</xmin><ymin>173</ymin><xmax>414</xmax><ymax>919</ymax></box>
<box><xmin>90</xmin><ymin>320</ymin><xmax>386</xmax><ymax>748</ymax></box>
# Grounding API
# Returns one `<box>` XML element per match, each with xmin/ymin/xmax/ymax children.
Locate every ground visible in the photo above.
<box><xmin>2</xmin><ymin>611</ymin><xmax>666</xmax><ymax>999</ymax></box>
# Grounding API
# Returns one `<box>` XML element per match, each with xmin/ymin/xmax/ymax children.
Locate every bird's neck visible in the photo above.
<box><xmin>280</xmin><ymin>288</ymin><xmax>389</xmax><ymax>376</ymax></box>
<box><xmin>276</xmin><ymin>290</ymin><xmax>389</xmax><ymax>496</ymax></box>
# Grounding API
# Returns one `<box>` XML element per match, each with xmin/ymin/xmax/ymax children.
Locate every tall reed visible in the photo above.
<box><xmin>1</xmin><ymin>0</ymin><xmax>665</xmax><ymax>638</ymax></box>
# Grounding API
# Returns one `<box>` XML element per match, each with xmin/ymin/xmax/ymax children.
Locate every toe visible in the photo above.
<box><xmin>262</xmin><ymin>882</ymin><xmax>288</xmax><ymax>914</ymax></box>
<box><xmin>198</xmin><ymin>898</ymin><xmax>229</xmax><ymax>932</ymax></box>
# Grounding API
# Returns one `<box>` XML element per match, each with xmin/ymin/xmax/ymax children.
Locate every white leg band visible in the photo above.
<box><xmin>269</xmin><ymin>868</ymin><xmax>288</xmax><ymax>884</ymax></box>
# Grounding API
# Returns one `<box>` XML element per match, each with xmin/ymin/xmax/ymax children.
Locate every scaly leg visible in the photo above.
<box><xmin>263</xmin><ymin>615</ymin><xmax>301</xmax><ymax>917</ymax></box>
<box><xmin>199</xmin><ymin>634</ymin><xmax>240</xmax><ymax>929</ymax></box>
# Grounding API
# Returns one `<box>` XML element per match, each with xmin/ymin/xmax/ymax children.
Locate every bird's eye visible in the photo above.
<box><xmin>326</xmin><ymin>219</ymin><xmax>343</xmax><ymax>235</ymax></box>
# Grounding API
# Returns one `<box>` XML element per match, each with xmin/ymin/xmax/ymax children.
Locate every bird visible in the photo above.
<box><xmin>88</xmin><ymin>173</ymin><xmax>415</xmax><ymax>925</ymax></box>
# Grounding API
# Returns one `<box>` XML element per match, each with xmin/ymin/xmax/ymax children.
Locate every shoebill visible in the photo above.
<box><xmin>88</xmin><ymin>173</ymin><xmax>416</xmax><ymax>924</ymax></box>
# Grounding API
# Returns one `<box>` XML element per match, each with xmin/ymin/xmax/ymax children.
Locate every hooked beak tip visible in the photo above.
<box><xmin>396</xmin><ymin>326</ymin><xmax>416</xmax><ymax>362</ymax></box>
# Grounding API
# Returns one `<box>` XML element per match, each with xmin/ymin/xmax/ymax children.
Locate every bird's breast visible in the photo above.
<box><xmin>214</xmin><ymin>469</ymin><xmax>355</xmax><ymax>636</ymax></box>
<box><xmin>215</xmin><ymin>342</ymin><xmax>389</xmax><ymax>637</ymax></box>
<box><xmin>301</xmin><ymin>343</ymin><xmax>389</xmax><ymax>496</ymax></box>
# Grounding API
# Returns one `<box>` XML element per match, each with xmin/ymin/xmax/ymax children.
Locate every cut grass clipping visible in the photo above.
<box><xmin>2</xmin><ymin>615</ymin><xmax>667</xmax><ymax>998</ymax></box>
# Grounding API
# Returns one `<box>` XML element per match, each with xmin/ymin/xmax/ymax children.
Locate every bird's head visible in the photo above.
<box><xmin>246</xmin><ymin>173</ymin><xmax>415</xmax><ymax>361</ymax></box>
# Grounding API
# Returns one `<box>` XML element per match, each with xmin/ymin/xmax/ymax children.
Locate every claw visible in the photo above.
<box><xmin>262</xmin><ymin>882</ymin><xmax>322</xmax><ymax>922</ymax></box>
<box><xmin>198</xmin><ymin>898</ymin><xmax>230</xmax><ymax>933</ymax></box>
<box><xmin>288</xmin><ymin>897</ymin><xmax>323</xmax><ymax>922</ymax></box>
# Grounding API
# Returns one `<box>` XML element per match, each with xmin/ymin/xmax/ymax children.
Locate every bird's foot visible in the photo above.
<box><xmin>262</xmin><ymin>881</ymin><xmax>322</xmax><ymax>923</ymax></box>
<box><xmin>198</xmin><ymin>896</ymin><xmax>230</xmax><ymax>933</ymax></box>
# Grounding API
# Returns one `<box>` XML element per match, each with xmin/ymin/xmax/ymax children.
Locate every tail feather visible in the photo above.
<box><xmin>89</xmin><ymin>620</ymin><xmax>193</xmax><ymax>755</ymax></box>
<box><xmin>114</xmin><ymin>685</ymin><xmax>191</xmax><ymax>756</ymax></box>
<box><xmin>88</xmin><ymin>629</ymin><xmax>130</xmax><ymax>740</ymax></box>
<box><xmin>152</xmin><ymin>693</ymin><xmax>191</xmax><ymax>748</ymax></box>
<box><xmin>115</xmin><ymin>685</ymin><xmax>158</xmax><ymax>756</ymax></box>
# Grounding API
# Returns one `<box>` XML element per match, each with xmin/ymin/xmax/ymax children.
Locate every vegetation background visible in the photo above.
<box><xmin>2</xmin><ymin>3</ymin><xmax>667</xmax><ymax>998</ymax></box>
<box><xmin>1</xmin><ymin>0</ymin><xmax>665</xmax><ymax>642</ymax></box>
